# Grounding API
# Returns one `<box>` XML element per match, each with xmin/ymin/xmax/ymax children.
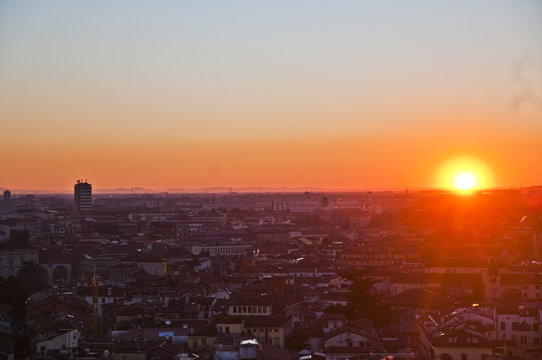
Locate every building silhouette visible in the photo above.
<box><xmin>74</xmin><ymin>180</ymin><xmax>92</xmax><ymax>212</ymax></box>
<box><xmin>3</xmin><ymin>190</ymin><xmax>10</xmax><ymax>202</ymax></box>
<box><xmin>2</xmin><ymin>190</ymin><xmax>11</xmax><ymax>209</ymax></box>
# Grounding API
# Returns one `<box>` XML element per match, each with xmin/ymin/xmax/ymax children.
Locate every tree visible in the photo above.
<box><xmin>0</xmin><ymin>261</ymin><xmax>48</xmax><ymax>357</ymax></box>
<box><xmin>285</xmin><ymin>329</ymin><xmax>310</xmax><ymax>352</ymax></box>
<box><xmin>0</xmin><ymin>262</ymin><xmax>48</xmax><ymax>315</ymax></box>
<box><xmin>325</xmin><ymin>269</ymin><xmax>392</xmax><ymax>325</ymax></box>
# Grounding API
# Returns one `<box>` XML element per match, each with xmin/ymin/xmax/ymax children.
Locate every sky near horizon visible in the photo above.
<box><xmin>1</xmin><ymin>1</ymin><xmax>541</xmax><ymax>192</ymax></box>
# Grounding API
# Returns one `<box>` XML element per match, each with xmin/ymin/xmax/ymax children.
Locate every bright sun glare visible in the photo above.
<box><xmin>435</xmin><ymin>157</ymin><xmax>493</xmax><ymax>193</ymax></box>
<box><xmin>453</xmin><ymin>171</ymin><xmax>477</xmax><ymax>191</ymax></box>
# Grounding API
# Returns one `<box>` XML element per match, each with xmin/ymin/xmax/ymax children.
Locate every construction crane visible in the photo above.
<box><xmin>91</xmin><ymin>265</ymin><xmax>99</xmax><ymax>339</ymax></box>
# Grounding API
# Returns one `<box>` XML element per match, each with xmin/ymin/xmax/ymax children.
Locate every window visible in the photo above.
<box><xmin>273</xmin><ymin>337</ymin><xmax>280</xmax><ymax>346</ymax></box>
<box><xmin>461</xmin><ymin>354</ymin><xmax>467</xmax><ymax>360</ymax></box>
<box><xmin>233</xmin><ymin>306</ymin><xmax>237</xmax><ymax>313</ymax></box>
<box><xmin>534</xmin><ymin>338</ymin><xmax>539</xmax><ymax>346</ymax></box>
<box><xmin>500</xmin><ymin>322</ymin><xmax>506</xmax><ymax>330</ymax></box>
<box><xmin>193</xmin><ymin>340</ymin><xmax>198</xmax><ymax>349</ymax></box>
<box><xmin>347</xmin><ymin>340</ymin><xmax>352</xmax><ymax>347</ymax></box>
<box><xmin>534</xmin><ymin>323</ymin><xmax>539</xmax><ymax>331</ymax></box>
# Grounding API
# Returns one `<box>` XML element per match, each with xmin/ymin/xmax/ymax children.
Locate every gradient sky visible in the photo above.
<box><xmin>1</xmin><ymin>0</ymin><xmax>541</xmax><ymax>192</ymax></box>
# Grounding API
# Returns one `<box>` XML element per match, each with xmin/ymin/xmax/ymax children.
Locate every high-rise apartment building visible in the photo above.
<box><xmin>2</xmin><ymin>190</ymin><xmax>11</xmax><ymax>209</ymax></box>
<box><xmin>3</xmin><ymin>190</ymin><xmax>10</xmax><ymax>202</ymax></box>
<box><xmin>74</xmin><ymin>180</ymin><xmax>92</xmax><ymax>212</ymax></box>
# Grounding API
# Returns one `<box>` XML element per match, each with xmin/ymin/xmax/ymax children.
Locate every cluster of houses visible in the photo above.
<box><xmin>1</xmin><ymin>190</ymin><xmax>542</xmax><ymax>359</ymax></box>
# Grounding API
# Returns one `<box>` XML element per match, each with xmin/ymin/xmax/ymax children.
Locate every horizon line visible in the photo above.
<box><xmin>2</xmin><ymin>184</ymin><xmax>541</xmax><ymax>196</ymax></box>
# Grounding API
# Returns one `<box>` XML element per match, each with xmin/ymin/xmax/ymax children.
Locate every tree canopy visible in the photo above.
<box><xmin>0</xmin><ymin>261</ymin><xmax>48</xmax><ymax>318</ymax></box>
<box><xmin>325</xmin><ymin>268</ymin><xmax>391</xmax><ymax>325</ymax></box>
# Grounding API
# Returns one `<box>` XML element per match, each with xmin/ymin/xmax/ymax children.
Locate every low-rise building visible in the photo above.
<box><xmin>321</xmin><ymin>321</ymin><xmax>385</xmax><ymax>360</ymax></box>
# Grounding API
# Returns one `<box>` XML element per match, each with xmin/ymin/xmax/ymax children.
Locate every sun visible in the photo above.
<box><xmin>453</xmin><ymin>171</ymin><xmax>477</xmax><ymax>191</ymax></box>
<box><xmin>435</xmin><ymin>156</ymin><xmax>493</xmax><ymax>193</ymax></box>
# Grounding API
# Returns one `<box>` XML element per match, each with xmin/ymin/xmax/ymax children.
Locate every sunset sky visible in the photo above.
<box><xmin>1</xmin><ymin>1</ymin><xmax>541</xmax><ymax>192</ymax></box>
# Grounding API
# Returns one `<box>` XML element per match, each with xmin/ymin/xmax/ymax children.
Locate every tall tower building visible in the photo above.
<box><xmin>2</xmin><ymin>190</ymin><xmax>11</xmax><ymax>209</ymax></box>
<box><xmin>74</xmin><ymin>180</ymin><xmax>92</xmax><ymax>212</ymax></box>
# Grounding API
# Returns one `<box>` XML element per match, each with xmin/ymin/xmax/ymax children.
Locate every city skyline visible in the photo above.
<box><xmin>1</xmin><ymin>1</ymin><xmax>541</xmax><ymax>192</ymax></box>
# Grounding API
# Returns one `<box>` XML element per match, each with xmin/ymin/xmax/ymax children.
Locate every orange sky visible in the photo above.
<box><xmin>1</xmin><ymin>1</ymin><xmax>541</xmax><ymax>192</ymax></box>
<box><xmin>2</xmin><ymin>125</ymin><xmax>541</xmax><ymax>192</ymax></box>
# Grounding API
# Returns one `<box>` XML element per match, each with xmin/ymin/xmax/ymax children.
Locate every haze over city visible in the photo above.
<box><xmin>3</xmin><ymin>2</ymin><xmax>542</xmax><ymax>359</ymax></box>
<box><xmin>1</xmin><ymin>0</ymin><xmax>541</xmax><ymax>193</ymax></box>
